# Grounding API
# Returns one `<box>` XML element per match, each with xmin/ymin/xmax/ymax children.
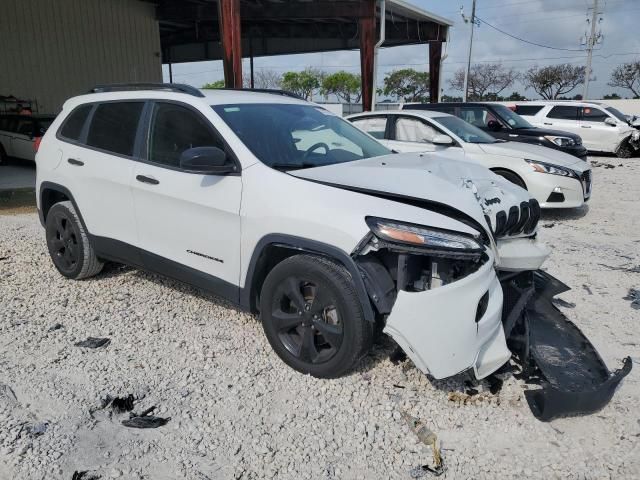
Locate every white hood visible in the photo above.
<box><xmin>290</xmin><ymin>152</ymin><xmax>534</xmax><ymax>239</ymax></box>
<box><xmin>478</xmin><ymin>142</ymin><xmax>589</xmax><ymax>173</ymax></box>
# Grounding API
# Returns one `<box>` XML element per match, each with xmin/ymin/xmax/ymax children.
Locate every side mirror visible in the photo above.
<box><xmin>604</xmin><ymin>117</ymin><xmax>617</xmax><ymax>127</ymax></box>
<box><xmin>432</xmin><ymin>134</ymin><xmax>453</xmax><ymax>146</ymax></box>
<box><xmin>487</xmin><ymin>120</ymin><xmax>502</xmax><ymax>132</ymax></box>
<box><xmin>179</xmin><ymin>146</ymin><xmax>236</xmax><ymax>174</ymax></box>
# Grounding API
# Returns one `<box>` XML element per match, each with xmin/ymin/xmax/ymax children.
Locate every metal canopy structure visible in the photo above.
<box><xmin>156</xmin><ymin>0</ymin><xmax>452</xmax><ymax>110</ymax></box>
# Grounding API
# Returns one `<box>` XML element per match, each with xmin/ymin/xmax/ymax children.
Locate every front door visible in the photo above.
<box><xmin>131</xmin><ymin>101</ymin><xmax>242</xmax><ymax>293</ymax></box>
<box><xmin>579</xmin><ymin>106</ymin><xmax>619</xmax><ymax>152</ymax></box>
<box><xmin>541</xmin><ymin>105</ymin><xmax>581</xmax><ymax>139</ymax></box>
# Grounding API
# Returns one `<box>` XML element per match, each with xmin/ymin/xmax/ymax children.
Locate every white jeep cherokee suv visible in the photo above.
<box><xmin>36</xmin><ymin>84</ymin><xmax>626</xmax><ymax>401</ymax></box>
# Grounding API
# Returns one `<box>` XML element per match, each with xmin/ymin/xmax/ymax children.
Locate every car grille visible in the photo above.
<box><xmin>581</xmin><ymin>170</ymin><xmax>592</xmax><ymax>199</ymax></box>
<box><xmin>488</xmin><ymin>199</ymin><xmax>541</xmax><ymax>238</ymax></box>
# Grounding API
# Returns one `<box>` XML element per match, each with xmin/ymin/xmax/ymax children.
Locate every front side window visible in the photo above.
<box><xmin>395</xmin><ymin>117</ymin><xmax>438</xmax><ymax>143</ymax></box>
<box><xmin>547</xmin><ymin>106</ymin><xmax>579</xmax><ymax>120</ymax></box>
<box><xmin>148</xmin><ymin>102</ymin><xmax>224</xmax><ymax>168</ymax></box>
<box><xmin>581</xmin><ymin>107</ymin><xmax>609</xmax><ymax>123</ymax></box>
<box><xmin>491</xmin><ymin>104</ymin><xmax>533</xmax><ymax>129</ymax></box>
<box><xmin>86</xmin><ymin>102</ymin><xmax>144</xmax><ymax>156</ymax></box>
<box><xmin>350</xmin><ymin>116</ymin><xmax>387</xmax><ymax>139</ymax></box>
<box><xmin>433</xmin><ymin>116</ymin><xmax>498</xmax><ymax>144</ymax></box>
<box><xmin>605</xmin><ymin>106</ymin><xmax>628</xmax><ymax>123</ymax></box>
<box><xmin>60</xmin><ymin>105</ymin><xmax>93</xmax><ymax>141</ymax></box>
<box><xmin>212</xmin><ymin>103</ymin><xmax>390</xmax><ymax>170</ymax></box>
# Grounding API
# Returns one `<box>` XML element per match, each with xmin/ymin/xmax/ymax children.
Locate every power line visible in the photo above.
<box><xmin>475</xmin><ymin>15</ymin><xmax>587</xmax><ymax>51</ymax></box>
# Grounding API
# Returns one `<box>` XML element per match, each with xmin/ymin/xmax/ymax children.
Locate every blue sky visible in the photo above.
<box><xmin>162</xmin><ymin>0</ymin><xmax>640</xmax><ymax>100</ymax></box>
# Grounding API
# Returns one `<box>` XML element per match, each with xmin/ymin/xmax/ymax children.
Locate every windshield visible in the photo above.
<box><xmin>492</xmin><ymin>104</ymin><xmax>533</xmax><ymax>129</ymax></box>
<box><xmin>434</xmin><ymin>116</ymin><xmax>499</xmax><ymax>144</ymax></box>
<box><xmin>605</xmin><ymin>106</ymin><xmax>628</xmax><ymax>123</ymax></box>
<box><xmin>212</xmin><ymin>103</ymin><xmax>390</xmax><ymax>170</ymax></box>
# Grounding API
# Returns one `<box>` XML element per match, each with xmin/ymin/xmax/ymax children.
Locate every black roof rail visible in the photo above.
<box><xmin>89</xmin><ymin>83</ymin><xmax>205</xmax><ymax>98</ymax></box>
<box><xmin>213</xmin><ymin>87</ymin><xmax>305</xmax><ymax>101</ymax></box>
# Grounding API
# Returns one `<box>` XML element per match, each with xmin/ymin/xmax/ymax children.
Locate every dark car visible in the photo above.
<box><xmin>0</xmin><ymin>114</ymin><xmax>56</xmax><ymax>164</ymax></box>
<box><xmin>402</xmin><ymin>102</ymin><xmax>588</xmax><ymax>160</ymax></box>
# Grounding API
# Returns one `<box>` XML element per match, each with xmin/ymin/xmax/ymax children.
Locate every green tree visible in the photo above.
<box><xmin>603</xmin><ymin>92</ymin><xmax>622</xmax><ymax>100</ymax></box>
<box><xmin>523</xmin><ymin>64</ymin><xmax>585</xmax><ymax>99</ymax></box>
<box><xmin>280</xmin><ymin>68</ymin><xmax>323</xmax><ymax>100</ymax></box>
<box><xmin>450</xmin><ymin>64</ymin><xmax>519</xmax><ymax>100</ymax></box>
<box><xmin>505</xmin><ymin>91</ymin><xmax>527</xmax><ymax>101</ymax></box>
<box><xmin>608</xmin><ymin>61</ymin><xmax>640</xmax><ymax>98</ymax></box>
<box><xmin>202</xmin><ymin>80</ymin><xmax>225</xmax><ymax>89</ymax></box>
<box><xmin>321</xmin><ymin>71</ymin><xmax>361</xmax><ymax>103</ymax></box>
<box><xmin>382</xmin><ymin>69</ymin><xmax>429</xmax><ymax>102</ymax></box>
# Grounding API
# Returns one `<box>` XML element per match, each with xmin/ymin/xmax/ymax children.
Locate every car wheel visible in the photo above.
<box><xmin>494</xmin><ymin>169</ymin><xmax>527</xmax><ymax>190</ymax></box>
<box><xmin>616</xmin><ymin>140</ymin><xmax>634</xmax><ymax>159</ymax></box>
<box><xmin>45</xmin><ymin>201</ymin><xmax>104</xmax><ymax>279</ymax></box>
<box><xmin>260</xmin><ymin>254</ymin><xmax>373</xmax><ymax>378</ymax></box>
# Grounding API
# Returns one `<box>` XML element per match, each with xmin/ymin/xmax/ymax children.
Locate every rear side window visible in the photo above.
<box><xmin>581</xmin><ymin>107</ymin><xmax>608</xmax><ymax>123</ymax></box>
<box><xmin>514</xmin><ymin>105</ymin><xmax>543</xmax><ymax>116</ymax></box>
<box><xmin>350</xmin><ymin>116</ymin><xmax>387</xmax><ymax>139</ymax></box>
<box><xmin>59</xmin><ymin>105</ymin><xmax>93</xmax><ymax>141</ymax></box>
<box><xmin>547</xmin><ymin>106</ymin><xmax>579</xmax><ymax>120</ymax></box>
<box><xmin>87</xmin><ymin>102</ymin><xmax>144</xmax><ymax>156</ymax></box>
<box><xmin>148</xmin><ymin>102</ymin><xmax>223</xmax><ymax>168</ymax></box>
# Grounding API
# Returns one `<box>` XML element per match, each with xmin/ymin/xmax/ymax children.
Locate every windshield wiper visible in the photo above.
<box><xmin>270</xmin><ymin>162</ymin><xmax>317</xmax><ymax>171</ymax></box>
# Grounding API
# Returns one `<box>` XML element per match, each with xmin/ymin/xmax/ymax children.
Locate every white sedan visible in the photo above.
<box><xmin>347</xmin><ymin>110</ymin><xmax>592</xmax><ymax>209</ymax></box>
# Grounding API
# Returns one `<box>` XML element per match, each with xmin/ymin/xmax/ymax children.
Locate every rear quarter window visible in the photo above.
<box><xmin>86</xmin><ymin>102</ymin><xmax>144</xmax><ymax>156</ymax></box>
<box><xmin>514</xmin><ymin>105</ymin><xmax>544</xmax><ymax>116</ymax></box>
<box><xmin>547</xmin><ymin>106</ymin><xmax>579</xmax><ymax>120</ymax></box>
<box><xmin>59</xmin><ymin>105</ymin><xmax>93</xmax><ymax>141</ymax></box>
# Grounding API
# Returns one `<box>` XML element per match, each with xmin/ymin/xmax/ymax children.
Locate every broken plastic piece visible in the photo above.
<box><xmin>72</xmin><ymin>471</ymin><xmax>101</xmax><ymax>480</ymax></box>
<box><xmin>122</xmin><ymin>406</ymin><xmax>170</xmax><ymax>429</ymax></box>
<box><xmin>400</xmin><ymin>411</ymin><xmax>443</xmax><ymax>472</ymax></box>
<box><xmin>409</xmin><ymin>464</ymin><xmax>446</xmax><ymax>478</ymax></box>
<box><xmin>75</xmin><ymin>337</ymin><xmax>110</xmax><ymax>348</ymax></box>
<box><xmin>29</xmin><ymin>422</ymin><xmax>48</xmax><ymax>436</ymax></box>
<box><xmin>111</xmin><ymin>394</ymin><xmax>134</xmax><ymax>413</ymax></box>
<box><xmin>47</xmin><ymin>323</ymin><xmax>64</xmax><ymax>332</ymax></box>
<box><xmin>623</xmin><ymin>288</ymin><xmax>640</xmax><ymax>310</ymax></box>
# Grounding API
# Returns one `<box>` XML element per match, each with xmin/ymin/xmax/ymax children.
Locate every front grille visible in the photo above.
<box><xmin>581</xmin><ymin>170</ymin><xmax>592</xmax><ymax>199</ymax></box>
<box><xmin>489</xmin><ymin>199</ymin><xmax>540</xmax><ymax>238</ymax></box>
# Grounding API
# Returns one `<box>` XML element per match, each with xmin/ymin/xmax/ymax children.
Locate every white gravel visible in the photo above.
<box><xmin>0</xmin><ymin>156</ymin><xmax>639</xmax><ymax>479</ymax></box>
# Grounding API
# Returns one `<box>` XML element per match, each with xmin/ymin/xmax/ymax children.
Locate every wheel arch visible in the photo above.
<box><xmin>241</xmin><ymin>234</ymin><xmax>375</xmax><ymax>323</ymax></box>
<box><xmin>39</xmin><ymin>182</ymin><xmax>88</xmax><ymax>232</ymax></box>
<box><xmin>490</xmin><ymin>167</ymin><xmax>528</xmax><ymax>190</ymax></box>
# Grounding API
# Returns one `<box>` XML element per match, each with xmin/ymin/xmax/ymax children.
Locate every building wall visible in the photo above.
<box><xmin>0</xmin><ymin>0</ymin><xmax>162</xmax><ymax>114</ymax></box>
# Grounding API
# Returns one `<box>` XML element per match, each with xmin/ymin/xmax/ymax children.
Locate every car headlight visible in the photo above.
<box><xmin>525</xmin><ymin>159</ymin><xmax>576</xmax><ymax>178</ymax></box>
<box><xmin>544</xmin><ymin>135</ymin><xmax>576</xmax><ymax>147</ymax></box>
<box><xmin>366</xmin><ymin>217</ymin><xmax>483</xmax><ymax>252</ymax></box>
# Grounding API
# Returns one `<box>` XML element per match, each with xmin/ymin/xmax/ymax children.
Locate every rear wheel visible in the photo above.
<box><xmin>45</xmin><ymin>201</ymin><xmax>103</xmax><ymax>279</ymax></box>
<box><xmin>260</xmin><ymin>254</ymin><xmax>373</xmax><ymax>378</ymax></box>
<box><xmin>493</xmin><ymin>169</ymin><xmax>527</xmax><ymax>190</ymax></box>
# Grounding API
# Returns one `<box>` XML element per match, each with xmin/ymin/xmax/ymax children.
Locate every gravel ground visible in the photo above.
<box><xmin>0</xmin><ymin>156</ymin><xmax>639</xmax><ymax>480</ymax></box>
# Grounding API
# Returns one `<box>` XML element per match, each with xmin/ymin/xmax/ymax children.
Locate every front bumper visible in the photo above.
<box><xmin>384</xmin><ymin>252</ymin><xmax>511</xmax><ymax>380</ymax></box>
<box><xmin>528</xmin><ymin>173</ymin><xmax>590</xmax><ymax>209</ymax></box>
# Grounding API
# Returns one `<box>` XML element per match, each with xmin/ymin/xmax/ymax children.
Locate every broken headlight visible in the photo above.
<box><xmin>525</xmin><ymin>159</ymin><xmax>576</xmax><ymax>178</ymax></box>
<box><xmin>366</xmin><ymin>217</ymin><xmax>483</xmax><ymax>253</ymax></box>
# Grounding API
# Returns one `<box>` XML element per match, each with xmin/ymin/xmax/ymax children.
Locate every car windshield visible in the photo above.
<box><xmin>212</xmin><ymin>103</ymin><xmax>390</xmax><ymax>170</ymax></box>
<box><xmin>492</xmin><ymin>104</ymin><xmax>533</xmax><ymax>129</ymax></box>
<box><xmin>433</xmin><ymin>115</ymin><xmax>499</xmax><ymax>144</ymax></box>
<box><xmin>605</xmin><ymin>106</ymin><xmax>628</xmax><ymax>123</ymax></box>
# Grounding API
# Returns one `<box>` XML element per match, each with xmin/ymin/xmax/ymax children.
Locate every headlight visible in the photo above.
<box><xmin>366</xmin><ymin>217</ymin><xmax>483</xmax><ymax>252</ymax></box>
<box><xmin>544</xmin><ymin>135</ymin><xmax>576</xmax><ymax>147</ymax></box>
<box><xmin>525</xmin><ymin>159</ymin><xmax>576</xmax><ymax>178</ymax></box>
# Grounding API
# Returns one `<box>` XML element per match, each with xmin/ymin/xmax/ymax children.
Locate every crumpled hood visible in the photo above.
<box><xmin>478</xmin><ymin>142</ymin><xmax>589</xmax><ymax>173</ymax></box>
<box><xmin>290</xmin><ymin>152</ymin><xmax>533</xmax><ymax>239</ymax></box>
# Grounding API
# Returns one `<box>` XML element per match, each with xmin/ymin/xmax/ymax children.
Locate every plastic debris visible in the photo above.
<box><xmin>122</xmin><ymin>406</ymin><xmax>170</xmax><ymax>429</ymax></box>
<box><xmin>74</xmin><ymin>337</ymin><xmax>110</xmax><ymax>348</ymax></box>
<box><xmin>409</xmin><ymin>464</ymin><xmax>445</xmax><ymax>478</ymax></box>
<box><xmin>542</xmin><ymin>223</ymin><xmax>556</xmax><ymax>228</ymax></box>
<box><xmin>552</xmin><ymin>298</ymin><xmax>576</xmax><ymax>309</ymax></box>
<box><xmin>400</xmin><ymin>411</ymin><xmax>444</xmax><ymax>475</ymax></box>
<box><xmin>72</xmin><ymin>471</ymin><xmax>101</xmax><ymax>480</ymax></box>
<box><xmin>30</xmin><ymin>422</ymin><xmax>49</xmax><ymax>437</ymax></box>
<box><xmin>111</xmin><ymin>394</ymin><xmax>135</xmax><ymax>413</ymax></box>
<box><xmin>48</xmin><ymin>323</ymin><xmax>64</xmax><ymax>332</ymax></box>
<box><xmin>623</xmin><ymin>288</ymin><xmax>640</xmax><ymax>309</ymax></box>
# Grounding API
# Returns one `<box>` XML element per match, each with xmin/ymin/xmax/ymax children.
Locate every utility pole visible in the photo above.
<box><xmin>583</xmin><ymin>0</ymin><xmax>603</xmax><ymax>100</ymax></box>
<box><xmin>461</xmin><ymin>0</ymin><xmax>478</xmax><ymax>102</ymax></box>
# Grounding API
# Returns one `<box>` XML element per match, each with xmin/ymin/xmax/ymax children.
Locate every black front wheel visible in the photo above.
<box><xmin>260</xmin><ymin>255</ymin><xmax>373</xmax><ymax>378</ymax></box>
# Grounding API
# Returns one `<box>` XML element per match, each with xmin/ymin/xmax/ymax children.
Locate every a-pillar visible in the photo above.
<box><xmin>359</xmin><ymin>0</ymin><xmax>376</xmax><ymax>111</ymax></box>
<box><xmin>218</xmin><ymin>0</ymin><xmax>243</xmax><ymax>88</ymax></box>
<box><xmin>429</xmin><ymin>41</ymin><xmax>442</xmax><ymax>103</ymax></box>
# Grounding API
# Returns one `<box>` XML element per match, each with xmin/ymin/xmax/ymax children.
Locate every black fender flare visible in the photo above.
<box><xmin>38</xmin><ymin>182</ymin><xmax>88</xmax><ymax>232</ymax></box>
<box><xmin>240</xmin><ymin>234</ymin><xmax>375</xmax><ymax>323</ymax></box>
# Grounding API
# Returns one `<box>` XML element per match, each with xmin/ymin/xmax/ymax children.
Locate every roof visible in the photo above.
<box><xmin>156</xmin><ymin>0</ymin><xmax>452</xmax><ymax>64</ymax></box>
<box><xmin>348</xmin><ymin>109</ymin><xmax>454</xmax><ymax>120</ymax></box>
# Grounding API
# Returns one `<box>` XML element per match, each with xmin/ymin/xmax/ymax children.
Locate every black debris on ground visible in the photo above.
<box><xmin>47</xmin><ymin>323</ymin><xmax>64</xmax><ymax>332</ymax></box>
<box><xmin>552</xmin><ymin>298</ymin><xmax>576</xmax><ymax>309</ymax></box>
<box><xmin>464</xmin><ymin>380</ymin><xmax>479</xmax><ymax>396</ymax></box>
<box><xmin>74</xmin><ymin>337</ymin><xmax>110</xmax><ymax>349</ymax></box>
<box><xmin>389</xmin><ymin>346</ymin><xmax>407</xmax><ymax>365</ymax></box>
<box><xmin>488</xmin><ymin>376</ymin><xmax>504</xmax><ymax>395</ymax></box>
<box><xmin>600</xmin><ymin>263</ymin><xmax>640</xmax><ymax>273</ymax></box>
<box><xmin>623</xmin><ymin>289</ymin><xmax>640</xmax><ymax>310</ymax></box>
<box><xmin>409</xmin><ymin>464</ymin><xmax>446</xmax><ymax>478</ymax></box>
<box><xmin>542</xmin><ymin>223</ymin><xmax>556</xmax><ymax>228</ymax></box>
<box><xmin>583</xmin><ymin>284</ymin><xmax>593</xmax><ymax>295</ymax></box>
<box><xmin>72</xmin><ymin>471</ymin><xmax>101</xmax><ymax>480</ymax></box>
<box><xmin>122</xmin><ymin>406</ymin><xmax>170</xmax><ymax>429</ymax></box>
<box><xmin>110</xmin><ymin>394</ymin><xmax>135</xmax><ymax>413</ymax></box>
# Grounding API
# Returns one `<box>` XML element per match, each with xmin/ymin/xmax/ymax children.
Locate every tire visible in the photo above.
<box><xmin>260</xmin><ymin>254</ymin><xmax>373</xmax><ymax>378</ymax></box>
<box><xmin>616</xmin><ymin>140</ymin><xmax>634</xmax><ymax>159</ymax></box>
<box><xmin>493</xmin><ymin>169</ymin><xmax>527</xmax><ymax>190</ymax></box>
<box><xmin>45</xmin><ymin>201</ymin><xmax>103</xmax><ymax>279</ymax></box>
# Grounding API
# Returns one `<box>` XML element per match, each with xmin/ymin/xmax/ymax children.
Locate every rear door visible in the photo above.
<box><xmin>131</xmin><ymin>100</ymin><xmax>242</xmax><ymax>290</ymax></box>
<box><xmin>579</xmin><ymin>106</ymin><xmax>618</xmax><ymax>152</ymax></box>
<box><xmin>11</xmin><ymin>118</ymin><xmax>36</xmax><ymax>161</ymax></box>
<box><xmin>541</xmin><ymin>105</ymin><xmax>581</xmax><ymax>138</ymax></box>
<box><xmin>57</xmin><ymin>101</ymin><xmax>141</xmax><ymax>245</ymax></box>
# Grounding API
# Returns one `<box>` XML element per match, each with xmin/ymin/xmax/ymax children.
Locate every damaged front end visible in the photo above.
<box><xmin>502</xmin><ymin>270</ymin><xmax>632</xmax><ymax>421</ymax></box>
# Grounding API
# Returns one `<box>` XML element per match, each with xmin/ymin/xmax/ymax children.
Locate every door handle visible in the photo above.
<box><xmin>543</xmin><ymin>122</ymin><xmax>553</xmax><ymax>125</ymax></box>
<box><xmin>136</xmin><ymin>175</ymin><xmax>159</xmax><ymax>185</ymax></box>
<box><xmin>67</xmin><ymin>158</ymin><xmax>84</xmax><ymax>166</ymax></box>
<box><xmin>581</xmin><ymin>125</ymin><xmax>591</xmax><ymax>129</ymax></box>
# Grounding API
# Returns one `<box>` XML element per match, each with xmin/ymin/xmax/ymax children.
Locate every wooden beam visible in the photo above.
<box><xmin>218</xmin><ymin>0</ymin><xmax>242</xmax><ymax>88</ymax></box>
<box><xmin>429</xmin><ymin>41</ymin><xmax>442</xmax><ymax>103</ymax></box>
<box><xmin>359</xmin><ymin>0</ymin><xmax>376</xmax><ymax>112</ymax></box>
